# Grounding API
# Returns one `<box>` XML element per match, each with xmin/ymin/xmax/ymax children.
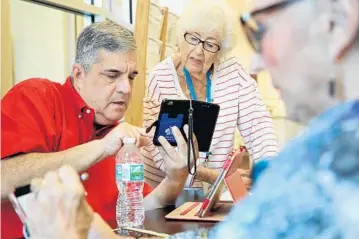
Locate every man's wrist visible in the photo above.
<box><xmin>167</xmin><ymin>171</ymin><xmax>188</xmax><ymax>188</ymax></box>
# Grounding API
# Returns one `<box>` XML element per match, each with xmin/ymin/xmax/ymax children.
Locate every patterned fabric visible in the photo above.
<box><xmin>141</xmin><ymin>57</ymin><xmax>279</xmax><ymax>186</ymax></box>
<box><xmin>171</xmin><ymin>99</ymin><xmax>359</xmax><ymax>238</ymax></box>
<box><xmin>168</xmin><ymin>228</ymin><xmax>211</xmax><ymax>239</ymax></box>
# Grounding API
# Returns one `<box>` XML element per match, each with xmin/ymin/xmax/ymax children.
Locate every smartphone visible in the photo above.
<box><xmin>153</xmin><ymin>99</ymin><xmax>220</xmax><ymax>152</ymax></box>
<box><xmin>8</xmin><ymin>184</ymin><xmax>35</xmax><ymax>225</ymax></box>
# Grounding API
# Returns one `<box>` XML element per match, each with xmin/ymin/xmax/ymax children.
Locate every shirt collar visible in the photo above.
<box><xmin>62</xmin><ymin>76</ymin><xmax>89</xmax><ymax>113</ymax></box>
<box><xmin>62</xmin><ymin>77</ymin><xmax>118</xmax><ymax>135</ymax></box>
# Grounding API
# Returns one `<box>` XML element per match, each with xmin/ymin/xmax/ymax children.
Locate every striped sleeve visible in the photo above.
<box><xmin>141</xmin><ymin>72</ymin><xmax>166</xmax><ymax>182</ymax></box>
<box><xmin>236</xmin><ymin>69</ymin><xmax>279</xmax><ymax>161</ymax></box>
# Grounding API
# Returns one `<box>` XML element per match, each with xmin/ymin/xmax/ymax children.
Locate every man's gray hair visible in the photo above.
<box><xmin>75</xmin><ymin>20</ymin><xmax>136</xmax><ymax>73</ymax></box>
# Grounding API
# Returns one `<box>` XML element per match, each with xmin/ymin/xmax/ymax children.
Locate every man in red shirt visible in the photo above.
<box><xmin>1</xmin><ymin>20</ymin><xmax>154</xmax><ymax>238</ymax></box>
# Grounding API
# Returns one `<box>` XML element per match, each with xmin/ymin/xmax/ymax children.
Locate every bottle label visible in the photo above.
<box><xmin>116</xmin><ymin>164</ymin><xmax>144</xmax><ymax>182</ymax></box>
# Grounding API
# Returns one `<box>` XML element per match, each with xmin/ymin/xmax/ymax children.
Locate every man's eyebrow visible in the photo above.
<box><xmin>103</xmin><ymin>69</ymin><xmax>123</xmax><ymax>74</ymax></box>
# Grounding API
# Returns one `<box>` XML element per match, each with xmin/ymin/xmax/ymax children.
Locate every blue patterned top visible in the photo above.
<box><xmin>169</xmin><ymin>99</ymin><xmax>359</xmax><ymax>239</ymax></box>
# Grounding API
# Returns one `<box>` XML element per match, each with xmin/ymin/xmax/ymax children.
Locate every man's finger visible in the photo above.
<box><xmin>136</xmin><ymin>127</ymin><xmax>150</xmax><ymax>137</ymax></box>
<box><xmin>158</xmin><ymin>136</ymin><xmax>177</xmax><ymax>157</ymax></box>
<box><xmin>137</xmin><ymin>136</ymin><xmax>150</xmax><ymax>147</ymax></box>
<box><xmin>158</xmin><ymin>147</ymin><xmax>174</xmax><ymax>167</ymax></box>
<box><xmin>172</xmin><ymin>126</ymin><xmax>187</xmax><ymax>152</ymax></box>
<box><xmin>133</xmin><ymin>127</ymin><xmax>150</xmax><ymax>147</ymax></box>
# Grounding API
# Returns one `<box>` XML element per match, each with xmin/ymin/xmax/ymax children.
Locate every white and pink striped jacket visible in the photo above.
<box><xmin>141</xmin><ymin>57</ymin><xmax>279</xmax><ymax>186</ymax></box>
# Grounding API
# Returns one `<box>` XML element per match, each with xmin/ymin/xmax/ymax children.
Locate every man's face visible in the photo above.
<box><xmin>74</xmin><ymin>50</ymin><xmax>138</xmax><ymax>125</ymax></box>
<box><xmin>251</xmin><ymin>0</ymin><xmax>337</xmax><ymax>123</ymax></box>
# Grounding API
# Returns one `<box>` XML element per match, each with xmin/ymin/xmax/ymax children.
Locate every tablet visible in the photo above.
<box><xmin>165</xmin><ymin>150</ymin><xmax>248</xmax><ymax>221</ymax></box>
<box><xmin>153</xmin><ymin>99</ymin><xmax>220</xmax><ymax>152</ymax></box>
<box><xmin>198</xmin><ymin>150</ymin><xmax>248</xmax><ymax>218</ymax></box>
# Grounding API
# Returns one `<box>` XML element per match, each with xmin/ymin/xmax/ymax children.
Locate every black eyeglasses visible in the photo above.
<box><xmin>240</xmin><ymin>0</ymin><xmax>305</xmax><ymax>52</ymax></box>
<box><xmin>184</xmin><ymin>33</ymin><xmax>221</xmax><ymax>53</ymax></box>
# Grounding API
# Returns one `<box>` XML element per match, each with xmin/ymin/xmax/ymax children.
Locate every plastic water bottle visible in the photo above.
<box><xmin>115</xmin><ymin>138</ymin><xmax>145</xmax><ymax>228</ymax></box>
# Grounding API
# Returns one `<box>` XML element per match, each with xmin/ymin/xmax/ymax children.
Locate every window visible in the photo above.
<box><xmin>84</xmin><ymin>0</ymin><xmax>103</xmax><ymax>8</ymax></box>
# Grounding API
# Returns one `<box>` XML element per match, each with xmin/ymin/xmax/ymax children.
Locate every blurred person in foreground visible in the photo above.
<box><xmin>190</xmin><ymin>0</ymin><xmax>358</xmax><ymax>237</ymax></box>
<box><xmin>142</xmin><ymin>0</ymin><xmax>279</xmax><ymax>192</ymax></box>
<box><xmin>0</xmin><ymin>20</ymin><xmax>192</xmax><ymax>239</ymax></box>
<box><xmin>14</xmin><ymin>0</ymin><xmax>359</xmax><ymax>238</ymax></box>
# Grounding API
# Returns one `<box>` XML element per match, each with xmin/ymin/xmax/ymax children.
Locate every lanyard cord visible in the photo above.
<box><xmin>183</xmin><ymin>67</ymin><xmax>212</xmax><ymax>175</ymax></box>
<box><xmin>187</xmin><ymin>99</ymin><xmax>197</xmax><ymax>175</ymax></box>
<box><xmin>183</xmin><ymin>67</ymin><xmax>212</xmax><ymax>102</ymax></box>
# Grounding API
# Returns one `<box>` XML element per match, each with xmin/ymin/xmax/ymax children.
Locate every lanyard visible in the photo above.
<box><xmin>183</xmin><ymin>67</ymin><xmax>213</xmax><ymax>174</ymax></box>
<box><xmin>183</xmin><ymin>67</ymin><xmax>212</xmax><ymax>102</ymax></box>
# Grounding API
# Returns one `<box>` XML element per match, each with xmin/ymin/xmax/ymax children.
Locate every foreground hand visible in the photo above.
<box><xmin>27</xmin><ymin>165</ymin><xmax>94</xmax><ymax>239</ymax></box>
<box><xmin>157</xmin><ymin>125</ymin><xmax>198</xmax><ymax>184</ymax></box>
<box><xmin>102</xmin><ymin>122</ymin><xmax>150</xmax><ymax>157</ymax></box>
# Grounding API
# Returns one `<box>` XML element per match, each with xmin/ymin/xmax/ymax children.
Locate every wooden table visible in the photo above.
<box><xmin>108</xmin><ymin>206</ymin><xmax>217</xmax><ymax>236</ymax></box>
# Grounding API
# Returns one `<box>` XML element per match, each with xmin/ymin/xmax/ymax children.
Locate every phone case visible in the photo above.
<box><xmin>153</xmin><ymin>99</ymin><xmax>220</xmax><ymax>152</ymax></box>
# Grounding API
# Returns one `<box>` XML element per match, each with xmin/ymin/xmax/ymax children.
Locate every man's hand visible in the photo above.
<box><xmin>157</xmin><ymin>125</ymin><xmax>198</xmax><ymax>184</ymax></box>
<box><xmin>143</xmin><ymin>125</ymin><xmax>199</xmax><ymax>210</ymax></box>
<box><xmin>26</xmin><ymin>165</ymin><xmax>94</xmax><ymax>239</ymax></box>
<box><xmin>101</xmin><ymin>122</ymin><xmax>150</xmax><ymax>158</ymax></box>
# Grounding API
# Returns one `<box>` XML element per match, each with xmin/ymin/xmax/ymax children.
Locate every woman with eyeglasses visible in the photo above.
<box><xmin>142</xmin><ymin>0</ymin><xmax>279</xmax><ymax>193</ymax></box>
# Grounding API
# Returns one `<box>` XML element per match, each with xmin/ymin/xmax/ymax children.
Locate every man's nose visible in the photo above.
<box><xmin>116</xmin><ymin>77</ymin><xmax>132</xmax><ymax>94</ymax></box>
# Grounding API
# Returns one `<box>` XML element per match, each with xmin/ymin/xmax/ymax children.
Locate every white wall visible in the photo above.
<box><xmin>10</xmin><ymin>0</ymin><xmax>72</xmax><ymax>84</ymax></box>
<box><xmin>158</xmin><ymin>0</ymin><xmax>190</xmax><ymax>15</ymax></box>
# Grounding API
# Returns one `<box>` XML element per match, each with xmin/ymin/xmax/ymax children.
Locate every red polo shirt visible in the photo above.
<box><xmin>1</xmin><ymin>77</ymin><xmax>151</xmax><ymax>239</ymax></box>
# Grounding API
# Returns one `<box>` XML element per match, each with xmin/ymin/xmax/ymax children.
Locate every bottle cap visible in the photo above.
<box><xmin>123</xmin><ymin>137</ymin><xmax>136</xmax><ymax>144</ymax></box>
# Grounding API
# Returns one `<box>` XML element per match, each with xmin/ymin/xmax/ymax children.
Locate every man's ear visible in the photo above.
<box><xmin>71</xmin><ymin>63</ymin><xmax>86</xmax><ymax>88</ymax></box>
<box><xmin>330</xmin><ymin>0</ymin><xmax>359</xmax><ymax>61</ymax></box>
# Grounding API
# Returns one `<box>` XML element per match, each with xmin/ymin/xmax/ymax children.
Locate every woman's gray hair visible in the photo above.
<box><xmin>177</xmin><ymin>0</ymin><xmax>237</xmax><ymax>59</ymax></box>
<box><xmin>75</xmin><ymin>20</ymin><xmax>136</xmax><ymax>73</ymax></box>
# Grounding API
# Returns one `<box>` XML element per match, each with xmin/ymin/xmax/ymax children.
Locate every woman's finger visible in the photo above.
<box><xmin>30</xmin><ymin>178</ymin><xmax>44</xmax><ymax>194</ymax></box>
<box><xmin>58</xmin><ymin>165</ymin><xmax>84</xmax><ymax>199</ymax></box>
<box><xmin>41</xmin><ymin>171</ymin><xmax>64</xmax><ymax>219</ymax></box>
<box><xmin>42</xmin><ymin>171</ymin><xmax>63</xmax><ymax>199</ymax></box>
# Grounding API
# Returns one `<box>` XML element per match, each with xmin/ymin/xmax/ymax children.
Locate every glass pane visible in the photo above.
<box><xmin>9</xmin><ymin>0</ymin><xmax>76</xmax><ymax>84</ymax></box>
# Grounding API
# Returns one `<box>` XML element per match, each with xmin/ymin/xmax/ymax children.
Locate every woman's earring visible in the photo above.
<box><xmin>329</xmin><ymin>63</ymin><xmax>344</xmax><ymax>100</ymax></box>
<box><xmin>328</xmin><ymin>79</ymin><xmax>336</xmax><ymax>97</ymax></box>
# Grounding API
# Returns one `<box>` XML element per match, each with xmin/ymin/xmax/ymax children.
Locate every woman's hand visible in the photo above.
<box><xmin>26</xmin><ymin>165</ymin><xmax>94</xmax><ymax>239</ymax></box>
